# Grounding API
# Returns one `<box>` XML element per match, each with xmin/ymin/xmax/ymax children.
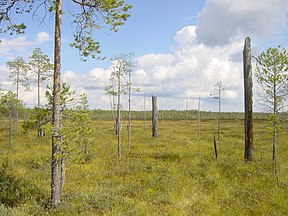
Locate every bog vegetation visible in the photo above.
<box><xmin>1</xmin><ymin>112</ymin><xmax>288</xmax><ymax>215</ymax></box>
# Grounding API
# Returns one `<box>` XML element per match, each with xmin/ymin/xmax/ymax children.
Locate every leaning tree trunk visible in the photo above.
<box><xmin>152</xmin><ymin>96</ymin><xmax>158</xmax><ymax>138</ymax></box>
<box><xmin>243</xmin><ymin>36</ymin><xmax>254</xmax><ymax>161</ymax></box>
<box><xmin>51</xmin><ymin>0</ymin><xmax>62</xmax><ymax>207</ymax></box>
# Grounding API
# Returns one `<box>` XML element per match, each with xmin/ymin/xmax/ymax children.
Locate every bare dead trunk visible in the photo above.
<box><xmin>243</xmin><ymin>37</ymin><xmax>254</xmax><ymax>161</ymax></box>
<box><xmin>152</xmin><ymin>96</ymin><xmax>158</xmax><ymax>138</ymax></box>
<box><xmin>197</xmin><ymin>95</ymin><xmax>201</xmax><ymax>137</ymax></box>
<box><xmin>51</xmin><ymin>0</ymin><xmax>62</xmax><ymax>207</ymax></box>
<box><xmin>213</xmin><ymin>136</ymin><xmax>218</xmax><ymax>160</ymax></box>
<box><xmin>217</xmin><ymin>89</ymin><xmax>221</xmax><ymax>141</ymax></box>
<box><xmin>144</xmin><ymin>92</ymin><xmax>146</xmax><ymax>132</ymax></box>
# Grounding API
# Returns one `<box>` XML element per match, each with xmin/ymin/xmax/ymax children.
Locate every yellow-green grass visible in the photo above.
<box><xmin>1</xmin><ymin>118</ymin><xmax>288</xmax><ymax>215</ymax></box>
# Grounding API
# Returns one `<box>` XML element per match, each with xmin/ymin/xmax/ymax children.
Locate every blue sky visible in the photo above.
<box><xmin>1</xmin><ymin>0</ymin><xmax>288</xmax><ymax>111</ymax></box>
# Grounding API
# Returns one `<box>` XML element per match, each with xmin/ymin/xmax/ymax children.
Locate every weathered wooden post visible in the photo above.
<box><xmin>243</xmin><ymin>36</ymin><xmax>254</xmax><ymax>161</ymax></box>
<box><xmin>213</xmin><ymin>136</ymin><xmax>218</xmax><ymax>160</ymax></box>
<box><xmin>152</xmin><ymin>95</ymin><xmax>158</xmax><ymax>137</ymax></box>
<box><xmin>197</xmin><ymin>94</ymin><xmax>201</xmax><ymax>137</ymax></box>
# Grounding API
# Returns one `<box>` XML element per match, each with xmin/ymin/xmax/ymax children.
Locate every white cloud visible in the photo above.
<box><xmin>174</xmin><ymin>25</ymin><xmax>197</xmax><ymax>47</ymax></box>
<box><xmin>56</xmin><ymin>24</ymin><xmax>251</xmax><ymax>112</ymax></box>
<box><xmin>0</xmin><ymin>36</ymin><xmax>34</xmax><ymax>58</ymax></box>
<box><xmin>36</xmin><ymin>32</ymin><xmax>51</xmax><ymax>43</ymax></box>
<box><xmin>1</xmin><ymin>1</ymin><xmax>287</xmax><ymax>112</ymax></box>
<box><xmin>0</xmin><ymin>31</ymin><xmax>51</xmax><ymax>59</ymax></box>
<box><xmin>196</xmin><ymin>0</ymin><xmax>288</xmax><ymax>46</ymax></box>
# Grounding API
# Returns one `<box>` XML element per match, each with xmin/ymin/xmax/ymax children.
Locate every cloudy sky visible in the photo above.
<box><xmin>1</xmin><ymin>0</ymin><xmax>288</xmax><ymax>112</ymax></box>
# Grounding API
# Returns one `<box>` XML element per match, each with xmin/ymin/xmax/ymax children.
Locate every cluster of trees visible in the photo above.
<box><xmin>6</xmin><ymin>48</ymin><xmax>54</xmax><ymax>107</ymax></box>
<box><xmin>254</xmin><ymin>46</ymin><xmax>288</xmax><ymax>182</ymax></box>
<box><xmin>105</xmin><ymin>53</ymin><xmax>140</xmax><ymax>157</ymax></box>
<box><xmin>1</xmin><ymin>0</ymin><xmax>288</xmax><ymax>210</ymax></box>
<box><xmin>1</xmin><ymin>0</ymin><xmax>132</xmax><ymax>208</ymax></box>
<box><xmin>4</xmin><ymin>48</ymin><xmax>54</xmax><ymax>136</ymax></box>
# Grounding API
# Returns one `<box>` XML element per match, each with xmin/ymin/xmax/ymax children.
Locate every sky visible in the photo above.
<box><xmin>1</xmin><ymin>0</ymin><xmax>288</xmax><ymax>112</ymax></box>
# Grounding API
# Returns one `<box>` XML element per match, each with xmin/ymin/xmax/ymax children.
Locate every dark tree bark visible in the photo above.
<box><xmin>152</xmin><ymin>96</ymin><xmax>158</xmax><ymax>138</ymax></box>
<box><xmin>51</xmin><ymin>0</ymin><xmax>62</xmax><ymax>207</ymax></box>
<box><xmin>213</xmin><ymin>136</ymin><xmax>218</xmax><ymax>160</ymax></box>
<box><xmin>243</xmin><ymin>37</ymin><xmax>254</xmax><ymax>161</ymax></box>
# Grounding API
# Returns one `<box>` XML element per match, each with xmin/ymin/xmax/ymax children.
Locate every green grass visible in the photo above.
<box><xmin>1</xmin><ymin>118</ymin><xmax>288</xmax><ymax>215</ymax></box>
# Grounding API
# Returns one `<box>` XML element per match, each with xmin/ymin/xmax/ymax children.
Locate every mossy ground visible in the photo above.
<box><xmin>1</xmin><ymin>118</ymin><xmax>288</xmax><ymax>215</ymax></box>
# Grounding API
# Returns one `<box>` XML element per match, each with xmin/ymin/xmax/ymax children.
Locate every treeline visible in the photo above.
<box><xmin>91</xmin><ymin>109</ymin><xmax>269</xmax><ymax>121</ymax></box>
<box><xmin>17</xmin><ymin>108</ymin><xmax>270</xmax><ymax>121</ymax></box>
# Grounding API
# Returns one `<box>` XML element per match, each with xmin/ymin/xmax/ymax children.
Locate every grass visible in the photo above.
<box><xmin>1</xmin><ymin>118</ymin><xmax>288</xmax><ymax>215</ymax></box>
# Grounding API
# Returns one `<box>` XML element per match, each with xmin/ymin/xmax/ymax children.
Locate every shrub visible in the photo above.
<box><xmin>0</xmin><ymin>161</ymin><xmax>47</xmax><ymax>207</ymax></box>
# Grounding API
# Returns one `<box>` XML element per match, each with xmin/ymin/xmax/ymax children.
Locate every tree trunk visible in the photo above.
<box><xmin>217</xmin><ymin>89</ymin><xmax>221</xmax><ymax>141</ymax></box>
<box><xmin>197</xmin><ymin>95</ymin><xmax>201</xmax><ymax>137</ymax></box>
<box><xmin>128</xmin><ymin>71</ymin><xmax>131</xmax><ymax>148</ymax></box>
<box><xmin>243</xmin><ymin>36</ymin><xmax>254</xmax><ymax>161</ymax></box>
<box><xmin>213</xmin><ymin>136</ymin><xmax>218</xmax><ymax>160</ymax></box>
<box><xmin>51</xmin><ymin>0</ymin><xmax>62</xmax><ymax>207</ymax></box>
<box><xmin>152</xmin><ymin>96</ymin><xmax>158</xmax><ymax>138</ymax></box>
<box><xmin>273</xmin><ymin>124</ymin><xmax>278</xmax><ymax>182</ymax></box>
<box><xmin>60</xmin><ymin>157</ymin><xmax>65</xmax><ymax>197</ymax></box>
<box><xmin>117</xmin><ymin>95</ymin><xmax>121</xmax><ymax>158</ymax></box>
<box><xmin>273</xmin><ymin>84</ymin><xmax>279</xmax><ymax>182</ymax></box>
<box><xmin>9</xmin><ymin>111</ymin><xmax>12</xmax><ymax>145</ymax></box>
<box><xmin>116</xmin><ymin>72</ymin><xmax>121</xmax><ymax>157</ymax></box>
<box><xmin>15</xmin><ymin>70</ymin><xmax>19</xmax><ymax>133</ymax></box>
<box><xmin>38</xmin><ymin>72</ymin><xmax>40</xmax><ymax>108</ymax></box>
<box><xmin>108</xmin><ymin>94</ymin><xmax>116</xmax><ymax>132</ymax></box>
<box><xmin>144</xmin><ymin>92</ymin><xmax>146</xmax><ymax>132</ymax></box>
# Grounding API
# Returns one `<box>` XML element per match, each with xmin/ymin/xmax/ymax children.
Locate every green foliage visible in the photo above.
<box><xmin>29</xmin><ymin>48</ymin><xmax>54</xmax><ymax>107</ymax></box>
<box><xmin>22</xmin><ymin>107</ymin><xmax>51</xmax><ymax>133</ymax></box>
<box><xmin>70</xmin><ymin>1</ymin><xmax>132</xmax><ymax>60</ymax></box>
<box><xmin>61</xmin><ymin>93</ymin><xmax>94</xmax><ymax>163</ymax></box>
<box><xmin>30</xmin><ymin>156</ymin><xmax>50</xmax><ymax>169</ymax></box>
<box><xmin>6</xmin><ymin>57</ymin><xmax>30</xmax><ymax>94</ymax></box>
<box><xmin>45</xmin><ymin>82</ymin><xmax>76</xmax><ymax>111</ymax></box>
<box><xmin>29</xmin><ymin>48</ymin><xmax>53</xmax><ymax>80</ymax></box>
<box><xmin>255</xmin><ymin>46</ymin><xmax>288</xmax><ymax>177</ymax></box>
<box><xmin>105</xmin><ymin>53</ymin><xmax>135</xmax><ymax>97</ymax></box>
<box><xmin>0</xmin><ymin>160</ymin><xmax>46</xmax><ymax>208</ymax></box>
<box><xmin>0</xmin><ymin>0</ymin><xmax>34</xmax><ymax>35</ymax></box>
<box><xmin>255</xmin><ymin>46</ymin><xmax>288</xmax><ymax>113</ymax></box>
<box><xmin>0</xmin><ymin>91</ymin><xmax>23</xmax><ymax>116</ymax></box>
<box><xmin>1</xmin><ymin>119</ymin><xmax>288</xmax><ymax>214</ymax></box>
<box><xmin>1</xmin><ymin>1</ymin><xmax>132</xmax><ymax>61</ymax></box>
